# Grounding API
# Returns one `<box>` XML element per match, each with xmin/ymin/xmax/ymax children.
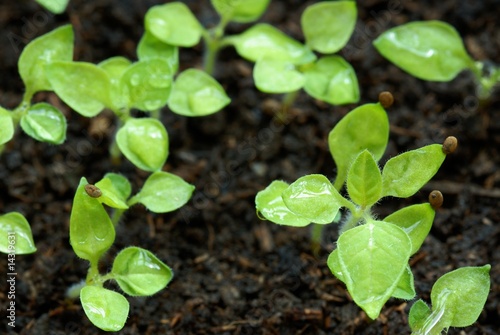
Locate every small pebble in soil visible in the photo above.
<box><xmin>442</xmin><ymin>136</ymin><xmax>458</xmax><ymax>154</ymax></box>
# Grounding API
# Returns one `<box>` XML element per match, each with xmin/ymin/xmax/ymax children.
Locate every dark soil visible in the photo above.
<box><xmin>1</xmin><ymin>1</ymin><xmax>499</xmax><ymax>334</ymax></box>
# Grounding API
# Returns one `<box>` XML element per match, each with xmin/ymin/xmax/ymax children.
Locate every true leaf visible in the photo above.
<box><xmin>168</xmin><ymin>69</ymin><xmax>230</xmax><ymax>116</ymax></box>
<box><xmin>230</xmin><ymin>23</ymin><xmax>316</xmax><ymax>65</ymax></box>
<box><xmin>0</xmin><ymin>212</ymin><xmax>36</xmax><ymax>254</ymax></box>
<box><xmin>384</xmin><ymin>203</ymin><xmax>435</xmax><ymax>255</ymax></box>
<box><xmin>0</xmin><ymin>107</ymin><xmax>14</xmax><ymax>145</ymax></box>
<box><xmin>373</xmin><ymin>21</ymin><xmax>474</xmax><ymax>81</ymax></box>
<box><xmin>116</xmin><ymin>118</ymin><xmax>169</xmax><ymax>172</ymax></box>
<box><xmin>392</xmin><ymin>265</ymin><xmax>416</xmax><ymax>300</ymax></box>
<box><xmin>20</xmin><ymin>103</ymin><xmax>66</xmax><ymax>144</ymax></box>
<box><xmin>137</xmin><ymin>31</ymin><xmax>179</xmax><ymax>73</ymax></box>
<box><xmin>211</xmin><ymin>0</ymin><xmax>270</xmax><ymax>23</ymax></box>
<box><xmin>69</xmin><ymin>177</ymin><xmax>115</xmax><ymax>262</ymax></box>
<box><xmin>303</xmin><ymin>55</ymin><xmax>359</xmax><ymax>105</ymax></box>
<box><xmin>381</xmin><ymin>144</ymin><xmax>445</xmax><ymax>198</ymax></box>
<box><xmin>102</xmin><ymin>173</ymin><xmax>132</xmax><ymax>200</ymax></box>
<box><xmin>329</xmin><ymin>103</ymin><xmax>389</xmax><ymax>190</ymax></box>
<box><xmin>112</xmin><ymin>247</ymin><xmax>173</xmax><ymax>296</ymax></box>
<box><xmin>302</xmin><ymin>1</ymin><xmax>357</xmax><ymax>53</ymax></box>
<box><xmin>35</xmin><ymin>0</ymin><xmax>69</xmax><ymax>14</ymax></box>
<box><xmin>128</xmin><ymin>171</ymin><xmax>194</xmax><ymax>213</ymax></box>
<box><xmin>19</xmin><ymin>24</ymin><xmax>73</xmax><ymax>95</ymax></box>
<box><xmin>346</xmin><ymin>150</ymin><xmax>382</xmax><ymax>207</ymax></box>
<box><xmin>409</xmin><ymin>300</ymin><xmax>431</xmax><ymax>331</ymax></box>
<box><xmin>80</xmin><ymin>286</ymin><xmax>129</xmax><ymax>332</ymax></box>
<box><xmin>255</xmin><ymin>180</ymin><xmax>310</xmax><ymax>227</ymax></box>
<box><xmin>46</xmin><ymin>61</ymin><xmax>112</xmax><ymax>117</ymax></box>
<box><xmin>253</xmin><ymin>59</ymin><xmax>304</xmax><ymax>93</ymax></box>
<box><xmin>327</xmin><ymin>249</ymin><xmax>345</xmax><ymax>282</ymax></box>
<box><xmin>120</xmin><ymin>58</ymin><xmax>173</xmax><ymax>111</ymax></box>
<box><xmin>430</xmin><ymin>265</ymin><xmax>490</xmax><ymax>328</ymax></box>
<box><xmin>95</xmin><ymin>176</ymin><xmax>130</xmax><ymax>210</ymax></box>
<box><xmin>337</xmin><ymin>220</ymin><xmax>412</xmax><ymax>319</ymax></box>
<box><xmin>145</xmin><ymin>2</ymin><xmax>202</xmax><ymax>47</ymax></box>
<box><xmin>282</xmin><ymin>174</ymin><xmax>343</xmax><ymax>224</ymax></box>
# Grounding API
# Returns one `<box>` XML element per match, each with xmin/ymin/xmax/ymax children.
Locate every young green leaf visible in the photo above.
<box><xmin>70</xmin><ymin>177</ymin><xmax>115</xmax><ymax>262</ymax></box>
<box><xmin>18</xmin><ymin>24</ymin><xmax>74</xmax><ymax>95</ymax></box>
<box><xmin>128</xmin><ymin>171</ymin><xmax>194</xmax><ymax>213</ymax></box>
<box><xmin>116</xmin><ymin>118</ymin><xmax>169</xmax><ymax>172</ymax></box>
<box><xmin>392</xmin><ymin>265</ymin><xmax>416</xmax><ymax>300</ymax></box>
<box><xmin>255</xmin><ymin>180</ymin><xmax>311</xmax><ymax>227</ymax></box>
<box><xmin>337</xmin><ymin>220</ymin><xmax>412</xmax><ymax>319</ymax></box>
<box><xmin>230</xmin><ymin>24</ymin><xmax>316</xmax><ymax>65</ymax></box>
<box><xmin>80</xmin><ymin>286</ymin><xmax>129</xmax><ymax>332</ymax></box>
<box><xmin>46</xmin><ymin>61</ymin><xmax>112</xmax><ymax>117</ymax></box>
<box><xmin>98</xmin><ymin>57</ymin><xmax>132</xmax><ymax>110</ymax></box>
<box><xmin>302</xmin><ymin>1</ymin><xmax>357</xmax><ymax>54</ymax></box>
<box><xmin>0</xmin><ymin>107</ymin><xmax>14</xmax><ymax>145</ymax></box>
<box><xmin>35</xmin><ymin>0</ymin><xmax>69</xmax><ymax>14</ymax></box>
<box><xmin>95</xmin><ymin>176</ymin><xmax>130</xmax><ymax>210</ymax></box>
<box><xmin>120</xmin><ymin>58</ymin><xmax>173</xmax><ymax>111</ymax></box>
<box><xmin>102</xmin><ymin>173</ymin><xmax>132</xmax><ymax>200</ymax></box>
<box><xmin>327</xmin><ymin>249</ymin><xmax>345</xmax><ymax>282</ymax></box>
<box><xmin>346</xmin><ymin>150</ymin><xmax>382</xmax><ymax>207</ymax></box>
<box><xmin>112</xmin><ymin>247</ymin><xmax>173</xmax><ymax>296</ymax></box>
<box><xmin>145</xmin><ymin>2</ymin><xmax>202</xmax><ymax>47</ymax></box>
<box><xmin>430</xmin><ymin>265</ymin><xmax>490</xmax><ymax>328</ymax></box>
<box><xmin>373</xmin><ymin>21</ymin><xmax>474</xmax><ymax>81</ymax></box>
<box><xmin>384</xmin><ymin>203</ymin><xmax>435</xmax><ymax>255</ymax></box>
<box><xmin>381</xmin><ymin>144</ymin><xmax>445</xmax><ymax>198</ymax></box>
<box><xmin>409</xmin><ymin>300</ymin><xmax>432</xmax><ymax>332</ymax></box>
<box><xmin>167</xmin><ymin>69</ymin><xmax>230</xmax><ymax>116</ymax></box>
<box><xmin>0</xmin><ymin>212</ymin><xmax>36</xmax><ymax>254</ymax></box>
<box><xmin>282</xmin><ymin>174</ymin><xmax>344</xmax><ymax>224</ymax></box>
<box><xmin>303</xmin><ymin>55</ymin><xmax>359</xmax><ymax>105</ymax></box>
<box><xmin>329</xmin><ymin>103</ymin><xmax>389</xmax><ymax>190</ymax></box>
<box><xmin>20</xmin><ymin>103</ymin><xmax>66</xmax><ymax>144</ymax></box>
<box><xmin>211</xmin><ymin>0</ymin><xmax>270</xmax><ymax>23</ymax></box>
<box><xmin>137</xmin><ymin>31</ymin><xmax>179</xmax><ymax>73</ymax></box>
<box><xmin>253</xmin><ymin>59</ymin><xmax>304</xmax><ymax>93</ymax></box>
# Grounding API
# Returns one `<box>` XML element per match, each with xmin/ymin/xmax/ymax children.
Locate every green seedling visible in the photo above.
<box><xmin>144</xmin><ymin>1</ymin><xmax>359</xmax><ymax>116</ymax></box>
<box><xmin>35</xmin><ymin>0</ymin><xmax>69</xmax><ymax>14</ymax></box>
<box><xmin>0</xmin><ymin>212</ymin><xmax>36</xmax><ymax>254</ymax></box>
<box><xmin>67</xmin><ymin>173</ymin><xmax>193</xmax><ymax>331</ymax></box>
<box><xmin>409</xmin><ymin>265</ymin><xmax>491</xmax><ymax>335</ymax></box>
<box><xmin>256</xmin><ymin>93</ymin><xmax>490</xmax><ymax>326</ymax></box>
<box><xmin>374</xmin><ymin>20</ymin><xmax>500</xmax><ymax>99</ymax></box>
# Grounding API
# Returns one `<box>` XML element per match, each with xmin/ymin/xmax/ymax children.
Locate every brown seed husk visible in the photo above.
<box><xmin>442</xmin><ymin>136</ymin><xmax>458</xmax><ymax>154</ymax></box>
<box><xmin>378</xmin><ymin>91</ymin><xmax>394</xmax><ymax>108</ymax></box>
<box><xmin>429</xmin><ymin>190</ymin><xmax>444</xmax><ymax>210</ymax></box>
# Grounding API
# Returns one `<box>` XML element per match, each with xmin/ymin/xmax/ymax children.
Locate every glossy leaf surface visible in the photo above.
<box><xmin>255</xmin><ymin>180</ymin><xmax>310</xmax><ymax>227</ymax></box>
<box><xmin>231</xmin><ymin>24</ymin><xmax>316</xmax><ymax>64</ymax></box>
<box><xmin>112</xmin><ymin>247</ymin><xmax>173</xmax><ymax>296</ymax></box>
<box><xmin>346</xmin><ymin>150</ymin><xmax>382</xmax><ymax>207</ymax></box>
<box><xmin>302</xmin><ymin>1</ymin><xmax>357</xmax><ymax>53</ymax></box>
<box><xmin>381</xmin><ymin>144</ymin><xmax>445</xmax><ymax>198</ymax></box>
<box><xmin>19</xmin><ymin>24</ymin><xmax>73</xmax><ymax>94</ymax></box>
<box><xmin>253</xmin><ymin>59</ymin><xmax>304</xmax><ymax>93</ymax></box>
<box><xmin>168</xmin><ymin>69</ymin><xmax>230</xmax><ymax>116</ymax></box>
<box><xmin>282</xmin><ymin>174</ymin><xmax>343</xmax><ymax>224</ymax></box>
<box><xmin>0</xmin><ymin>107</ymin><xmax>14</xmax><ymax>145</ymax></box>
<box><xmin>116</xmin><ymin>118</ymin><xmax>169</xmax><ymax>172</ymax></box>
<box><xmin>373</xmin><ymin>21</ymin><xmax>474</xmax><ymax>81</ymax></box>
<box><xmin>304</xmin><ymin>55</ymin><xmax>359</xmax><ymax>105</ymax></box>
<box><xmin>0</xmin><ymin>212</ymin><xmax>36</xmax><ymax>254</ymax></box>
<box><xmin>145</xmin><ymin>2</ymin><xmax>202</xmax><ymax>47</ymax></box>
<box><xmin>80</xmin><ymin>286</ymin><xmax>129</xmax><ymax>332</ymax></box>
<box><xmin>211</xmin><ymin>0</ymin><xmax>270</xmax><ymax>23</ymax></box>
<box><xmin>137</xmin><ymin>31</ymin><xmax>179</xmax><ymax>73</ymax></box>
<box><xmin>95</xmin><ymin>175</ymin><xmax>130</xmax><ymax>209</ymax></box>
<box><xmin>337</xmin><ymin>220</ymin><xmax>411</xmax><ymax>319</ymax></box>
<box><xmin>47</xmin><ymin>61</ymin><xmax>111</xmax><ymax>117</ymax></box>
<box><xmin>128</xmin><ymin>171</ymin><xmax>194</xmax><ymax>213</ymax></box>
<box><xmin>69</xmin><ymin>177</ymin><xmax>115</xmax><ymax>262</ymax></box>
<box><xmin>98</xmin><ymin>56</ymin><xmax>132</xmax><ymax>110</ymax></box>
<box><xmin>384</xmin><ymin>203</ymin><xmax>435</xmax><ymax>255</ymax></box>
<box><xmin>20</xmin><ymin>103</ymin><xmax>66</xmax><ymax>144</ymax></box>
<box><xmin>329</xmin><ymin>103</ymin><xmax>389</xmax><ymax>190</ymax></box>
<box><xmin>120</xmin><ymin>58</ymin><xmax>173</xmax><ymax>111</ymax></box>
